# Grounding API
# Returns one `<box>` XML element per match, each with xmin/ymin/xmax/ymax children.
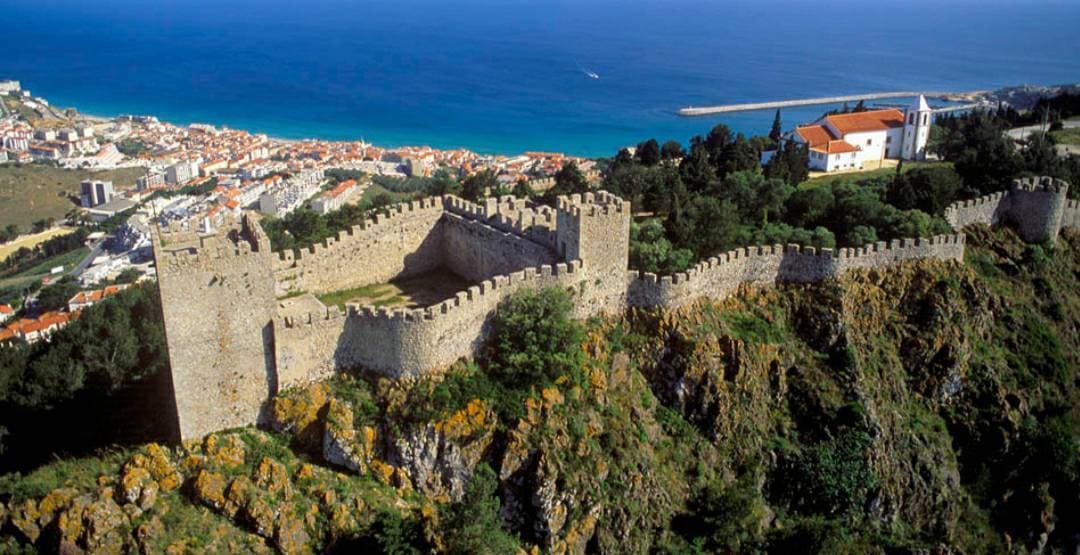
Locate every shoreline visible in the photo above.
<box><xmin>66</xmin><ymin>106</ymin><xmax>547</xmax><ymax>158</ymax></box>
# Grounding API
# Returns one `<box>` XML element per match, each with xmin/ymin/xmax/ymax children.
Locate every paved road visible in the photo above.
<box><xmin>71</xmin><ymin>240</ymin><xmax>105</xmax><ymax>278</ymax></box>
<box><xmin>1006</xmin><ymin>120</ymin><xmax>1080</xmax><ymax>141</ymax></box>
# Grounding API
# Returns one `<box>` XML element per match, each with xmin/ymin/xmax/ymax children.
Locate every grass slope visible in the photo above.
<box><xmin>0</xmin><ymin>164</ymin><xmax>145</xmax><ymax>230</ymax></box>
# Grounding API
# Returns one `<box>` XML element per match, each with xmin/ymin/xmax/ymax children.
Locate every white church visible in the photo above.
<box><xmin>774</xmin><ymin>95</ymin><xmax>933</xmax><ymax>173</ymax></box>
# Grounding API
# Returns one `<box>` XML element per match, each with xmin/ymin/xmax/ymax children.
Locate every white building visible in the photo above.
<box><xmin>779</xmin><ymin>96</ymin><xmax>933</xmax><ymax>173</ymax></box>
<box><xmin>165</xmin><ymin>160</ymin><xmax>199</xmax><ymax>185</ymax></box>
<box><xmin>311</xmin><ymin>179</ymin><xmax>361</xmax><ymax>214</ymax></box>
<box><xmin>137</xmin><ymin>171</ymin><xmax>167</xmax><ymax>191</ymax></box>
<box><xmin>80</xmin><ymin>180</ymin><xmax>114</xmax><ymax>208</ymax></box>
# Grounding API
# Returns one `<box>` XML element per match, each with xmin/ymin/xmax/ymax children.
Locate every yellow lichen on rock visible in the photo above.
<box><xmin>192</xmin><ymin>470</ymin><xmax>228</xmax><ymax>510</ymax></box>
<box><xmin>203</xmin><ymin>434</ymin><xmax>247</xmax><ymax>469</ymax></box>
<box><xmin>435</xmin><ymin>399</ymin><xmax>494</xmax><ymax>440</ymax></box>
<box><xmin>369</xmin><ymin>460</ymin><xmax>397</xmax><ymax>486</ymax></box>
<box><xmin>253</xmin><ymin>457</ymin><xmax>293</xmax><ymax>500</ymax></box>
<box><xmin>271</xmin><ymin>383</ymin><xmax>331</xmax><ymax>451</ymax></box>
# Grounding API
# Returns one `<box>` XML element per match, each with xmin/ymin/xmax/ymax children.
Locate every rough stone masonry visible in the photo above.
<box><xmin>154</xmin><ymin>177</ymin><xmax>1073</xmax><ymax>441</ymax></box>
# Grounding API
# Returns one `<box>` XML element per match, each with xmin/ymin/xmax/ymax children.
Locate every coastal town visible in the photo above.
<box><xmin>0</xmin><ymin>79</ymin><xmax>598</xmax><ymax>344</ymax></box>
<box><xmin>0</xmin><ymin>77</ymin><xmax>1076</xmax><ymax>350</ymax></box>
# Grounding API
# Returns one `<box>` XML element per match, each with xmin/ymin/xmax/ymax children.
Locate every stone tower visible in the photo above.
<box><xmin>902</xmin><ymin>94</ymin><xmax>932</xmax><ymax>161</ymax></box>
<box><xmin>1005</xmin><ymin>177</ymin><xmax>1070</xmax><ymax>244</ymax></box>
<box><xmin>555</xmin><ymin>191</ymin><xmax>631</xmax><ymax>310</ymax></box>
<box><xmin>153</xmin><ymin>214</ymin><xmax>278</xmax><ymax>441</ymax></box>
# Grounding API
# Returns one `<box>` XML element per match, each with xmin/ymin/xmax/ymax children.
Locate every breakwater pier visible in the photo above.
<box><xmin>678</xmin><ymin>90</ymin><xmax>989</xmax><ymax>116</ymax></box>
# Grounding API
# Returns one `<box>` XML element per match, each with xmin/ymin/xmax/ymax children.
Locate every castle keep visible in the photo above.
<box><xmin>154</xmin><ymin>177</ymin><xmax>1076</xmax><ymax>440</ymax></box>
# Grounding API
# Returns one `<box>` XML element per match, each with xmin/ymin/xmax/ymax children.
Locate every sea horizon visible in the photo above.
<box><xmin>3</xmin><ymin>0</ymin><xmax>1079</xmax><ymax>157</ymax></box>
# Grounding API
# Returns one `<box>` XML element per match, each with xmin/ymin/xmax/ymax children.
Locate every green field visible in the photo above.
<box><xmin>800</xmin><ymin>161</ymin><xmax>952</xmax><ymax>189</ymax></box>
<box><xmin>0</xmin><ymin>164</ymin><xmax>146</xmax><ymax>231</ymax></box>
<box><xmin>0</xmin><ymin>246</ymin><xmax>90</xmax><ymax>292</ymax></box>
<box><xmin>1050</xmin><ymin>127</ymin><xmax>1080</xmax><ymax>146</ymax></box>
<box><xmin>361</xmin><ymin>183</ymin><xmax>413</xmax><ymax>205</ymax></box>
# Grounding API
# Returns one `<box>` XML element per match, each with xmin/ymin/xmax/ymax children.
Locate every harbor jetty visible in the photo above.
<box><xmin>678</xmin><ymin>90</ymin><xmax>990</xmax><ymax>116</ymax></box>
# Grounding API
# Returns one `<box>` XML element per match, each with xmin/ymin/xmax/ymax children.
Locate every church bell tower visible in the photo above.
<box><xmin>902</xmin><ymin>95</ymin><xmax>932</xmax><ymax>161</ymax></box>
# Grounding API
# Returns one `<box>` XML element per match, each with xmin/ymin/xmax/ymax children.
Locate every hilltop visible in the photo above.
<box><xmin>0</xmin><ymin>224</ymin><xmax>1076</xmax><ymax>553</ymax></box>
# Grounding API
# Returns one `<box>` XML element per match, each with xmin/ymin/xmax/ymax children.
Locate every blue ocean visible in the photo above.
<box><xmin>2</xmin><ymin>0</ymin><xmax>1078</xmax><ymax>157</ymax></box>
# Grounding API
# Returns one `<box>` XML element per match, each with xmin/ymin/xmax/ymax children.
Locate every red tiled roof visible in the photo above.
<box><xmin>0</xmin><ymin>304</ymin><xmax>12</xmax><ymax>315</ymax></box>
<box><xmin>825</xmin><ymin>109</ymin><xmax>905</xmax><ymax>135</ymax></box>
<box><xmin>821</xmin><ymin>140</ymin><xmax>860</xmax><ymax>154</ymax></box>
<box><xmin>69</xmin><ymin>285</ymin><xmax>128</xmax><ymax>306</ymax></box>
<box><xmin>795</xmin><ymin>125</ymin><xmax>836</xmax><ymax>148</ymax></box>
<box><xmin>324</xmin><ymin>179</ymin><xmax>357</xmax><ymax>199</ymax></box>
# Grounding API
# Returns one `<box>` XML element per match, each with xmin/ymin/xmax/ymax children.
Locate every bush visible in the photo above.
<box><xmin>629</xmin><ymin>219</ymin><xmax>693</xmax><ymax>273</ymax></box>
<box><xmin>33</xmin><ymin>277</ymin><xmax>80</xmax><ymax>312</ymax></box>
<box><xmin>0</xmin><ymin>283</ymin><xmax>166</xmax><ymax>410</ymax></box>
<box><xmin>777</xmin><ymin>426</ymin><xmax>878</xmax><ymax>516</ymax></box>
<box><xmin>886</xmin><ymin>166</ymin><xmax>963</xmax><ymax>215</ymax></box>
<box><xmin>488</xmin><ymin>287</ymin><xmax>584</xmax><ymax>390</ymax></box>
<box><xmin>671</xmin><ymin>475</ymin><xmax>767</xmax><ymax>552</ymax></box>
<box><xmin>440</xmin><ymin>463</ymin><xmax>520</xmax><ymax>554</ymax></box>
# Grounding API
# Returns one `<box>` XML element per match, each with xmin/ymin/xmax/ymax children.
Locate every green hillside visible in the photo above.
<box><xmin>1</xmin><ymin>225</ymin><xmax>1076</xmax><ymax>553</ymax></box>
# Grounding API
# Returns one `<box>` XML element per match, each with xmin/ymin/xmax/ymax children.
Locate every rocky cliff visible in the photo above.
<box><xmin>1</xmin><ymin>225</ymin><xmax>1077</xmax><ymax>554</ymax></box>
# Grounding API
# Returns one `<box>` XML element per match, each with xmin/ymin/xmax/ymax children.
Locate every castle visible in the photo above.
<box><xmin>153</xmin><ymin>177</ymin><xmax>1079</xmax><ymax>441</ymax></box>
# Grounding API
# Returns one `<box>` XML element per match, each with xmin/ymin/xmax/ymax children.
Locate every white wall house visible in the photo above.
<box><xmin>779</xmin><ymin>95</ymin><xmax>932</xmax><ymax>173</ymax></box>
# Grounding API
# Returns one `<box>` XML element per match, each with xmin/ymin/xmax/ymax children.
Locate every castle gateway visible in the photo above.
<box><xmin>155</xmin><ymin>180</ymin><xmax>1078</xmax><ymax>441</ymax></box>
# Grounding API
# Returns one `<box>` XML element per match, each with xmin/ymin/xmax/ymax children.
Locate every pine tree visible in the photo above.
<box><xmin>769</xmin><ymin>109</ymin><xmax>783</xmax><ymax>145</ymax></box>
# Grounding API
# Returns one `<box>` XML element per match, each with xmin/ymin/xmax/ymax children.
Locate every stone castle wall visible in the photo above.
<box><xmin>627</xmin><ymin>235</ymin><xmax>965</xmax><ymax>308</ymax></box>
<box><xmin>945</xmin><ymin>176</ymin><xmax>1071</xmax><ymax>243</ymax></box>
<box><xmin>1065</xmin><ymin>198</ymin><xmax>1080</xmax><ymax>230</ymax></box>
<box><xmin>274</xmin><ymin>261</ymin><xmax>587</xmax><ymax>381</ymax></box>
<box><xmin>157</xmin><ymin>178</ymin><xmax>1075</xmax><ymax>440</ymax></box>
<box><xmin>440</xmin><ymin>214</ymin><xmax>559</xmax><ymax>282</ymax></box>
<box><xmin>272</xmin><ymin>197</ymin><xmax>446</xmax><ymax>296</ymax></box>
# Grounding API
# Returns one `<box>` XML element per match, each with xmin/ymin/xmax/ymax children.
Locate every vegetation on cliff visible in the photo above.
<box><xmin>0</xmin><ymin>284</ymin><xmax>170</xmax><ymax>472</ymax></box>
<box><xmin>0</xmin><ymin>224</ymin><xmax>1076</xmax><ymax>553</ymax></box>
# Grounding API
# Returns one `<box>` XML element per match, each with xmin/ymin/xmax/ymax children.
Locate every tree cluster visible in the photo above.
<box><xmin>602</xmin><ymin>122</ymin><xmax>952</xmax><ymax>273</ymax></box>
<box><xmin>0</xmin><ymin>284</ymin><xmax>170</xmax><ymax>469</ymax></box>
<box><xmin>0</xmin><ymin>228</ymin><xmax>88</xmax><ymax>275</ymax></box>
<box><xmin>932</xmin><ymin>109</ymin><xmax>1080</xmax><ymax>198</ymax></box>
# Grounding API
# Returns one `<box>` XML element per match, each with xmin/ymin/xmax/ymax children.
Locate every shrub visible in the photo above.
<box><xmin>487</xmin><ymin>287</ymin><xmax>584</xmax><ymax>390</ymax></box>
<box><xmin>776</xmin><ymin>426</ymin><xmax>878</xmax><ymax>516</ymax></box>
<box><xmin>439</xmin><ymin>463</ymin><xmax>520</xmax><ymax>554</ymax></box>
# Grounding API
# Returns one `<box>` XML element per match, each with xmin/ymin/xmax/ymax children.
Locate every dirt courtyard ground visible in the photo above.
<box><xmin>316</xmin><ymin>267</ymin><xmax>474</xmax><ymax>310</ymax></box>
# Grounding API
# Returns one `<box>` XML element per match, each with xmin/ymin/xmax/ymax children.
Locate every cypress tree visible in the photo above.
<box><xmin>769</xmin><ymin>109</ymin><xmax>783</xmax><ymax>145</ymax></box>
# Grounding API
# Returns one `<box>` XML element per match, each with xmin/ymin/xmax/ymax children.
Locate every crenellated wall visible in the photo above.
<box><xmin>441</xmin><ymin>213</ymin><xmax>559</xmax><ymax>282</ymax></box>
<box><xmin>157</xmin><ymin>177</ymin><xmax>1076</xmax><ymax>440</ymax></box>
<box><xmin>273</xmin><ymin>261</ymin><xmax>586</xmax><ymax>380</ymax></box>
<box><xmin>945</xmin><ymin>176</ymin><xmax>1071</xmax><ymax>244</ymax></box>
<box><xmin>1065</xmin><ymin>198</ymin><xmax>1080</xmax><ymax>230</ymax></box>
<box><xmin>627</xmin><ymin>235</ymin><xmax>965</xmax><ymax>308</ymax></box>
<box><xmin>272</xmin><ymin>197</ymin><xmax>446</xmax><ymax>296</ymax></box>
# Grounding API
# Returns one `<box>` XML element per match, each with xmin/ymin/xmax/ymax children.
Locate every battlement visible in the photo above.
<box><xmin>1011</xmin><ymin>176</ymin><xmax>1069</xmax><ymax>194</ymax></box>
<box><xmin>943</xmin><ymin>176</ymin><xmax>1072</xmax><ymax>244</ymax></box>
<box><xmin>555</xmin><ymin>191</ymin><xmax>632</xmax><ymax>218</ymax></box>
<box><xmin>282</xmin><ymin>260</ymin><xmax>584</xmax><ymax>331</ymax></box>
<box><xmin>442</xmin><ymin>195</ymin><xmax>559</xmax><ymax>249</ymax></box>
<box><xmin>155</xmin><ymin>213</ymin><xmax>272</xmax><ymax>275</ymax></box>
<box><xmin>627</xmin><ymin>234</ymin><xmax>965</xmax><ymax>308</ymax></box>
<box><xmin>274</xmin><ymin>196</ymin><xmax>444</xmax><ymax>266</ymax></box>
